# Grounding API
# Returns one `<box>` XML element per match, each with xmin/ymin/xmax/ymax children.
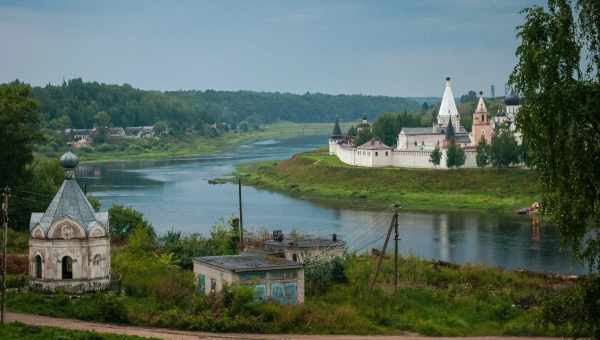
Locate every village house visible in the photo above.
<box><xmin>29</xmin><ymin>151</ymin><xmax>111</xmax><ymax>293</ymax></box>
<box><xmin>262</xmin><ymin>231</ymin><xmax>346</xmax><ymax>264</ymax></box>
<box><xmin>125</xmin><ymin>126</ymin><xmax>154</xmax><ymax>138</ymax></box>
<box><xmin>108</xmin><ymin>127</ymin><xmax>126</xmax><ymax>138</ymax></box>
<box><xmin>64</xmin><ymin>128</ymin><xmax>92</xmax><ymax>147</ymax></box>
<box><xmin>193</xmin><ymin>255</ymin><xmax>304</xmax><ymax>304</ymax></box>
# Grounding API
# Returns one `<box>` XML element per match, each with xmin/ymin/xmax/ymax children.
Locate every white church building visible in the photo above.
<box><xmin>329</xmin><ymin>77</ymin><xmax>521</xmax><ymax>169</ymax></box>
<box><xmin>29</xmin><ymin>151</ymin><xmax>111</xmax><ymax>293</ymax></box>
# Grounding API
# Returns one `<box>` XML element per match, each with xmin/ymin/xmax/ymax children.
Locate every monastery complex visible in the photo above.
<box><xmin>328</xmin><ymin>77</ymin><xmax>522</xmax><ymax>169</ymax></box>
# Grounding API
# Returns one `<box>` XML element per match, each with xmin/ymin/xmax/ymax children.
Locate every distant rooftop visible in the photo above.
<box><xmin>357</xmin><ymin>138</ymin><xmax>393</xmax><ymax>150</ymax></box>
<box><xmin>401</xmin><ymin>127</ymin><xmax>436</xmax><ymax>135</ymax></box>
<box><xmin>193</xmin><ymin>255</ymin><xmax>302</xmax><ymax>272</ymax></box>
<box><xmin>264</xmin><ymin>237</ymin><xmax>346</xmax><ymax>250</ymax></box>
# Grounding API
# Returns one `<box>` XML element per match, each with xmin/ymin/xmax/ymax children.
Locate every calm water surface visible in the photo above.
<box><xmin>78</xmin><ymin>135</ymin><xmax>584</xmax><ymax>275</ymax></box>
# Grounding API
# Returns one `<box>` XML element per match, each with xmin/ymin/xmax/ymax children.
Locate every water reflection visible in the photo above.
<box><xmin>78</xmin><ymin>135</ymin><xmax>584</xmax><ymax>274</ymax></box>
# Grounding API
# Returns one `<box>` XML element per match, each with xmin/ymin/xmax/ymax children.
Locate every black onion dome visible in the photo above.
<box><xmin>504</xmin><ymin>92</ymin><xmax>521</xmax><ymax>106</ymax></box>
<box><xmin>59</xmin><ymin>151</ymin><xmax>79</xmax><ymax>169</ymax></box>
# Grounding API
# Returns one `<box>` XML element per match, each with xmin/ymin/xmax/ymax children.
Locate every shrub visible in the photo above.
<box><xmin>305</xmin><ymin>257</ymin><xmax>347</xmax><ymax>296</ymax></box>
<box><xmin>539</xmin><ymin>275</ymin><xmax>599</xmax><ymax>338</ymax></box>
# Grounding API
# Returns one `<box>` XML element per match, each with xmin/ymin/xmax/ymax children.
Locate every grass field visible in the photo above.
<box><xmin>235</xmin><ymin>149</ymin><xmax>540</xmax><ymax>211</ymax></box>
<box><xmin>70</xmin><ymin>122</ymin><xmax>350</xmax><ymax>163</ymax></box>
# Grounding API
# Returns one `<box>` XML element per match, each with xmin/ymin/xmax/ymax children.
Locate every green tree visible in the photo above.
<box><xmin>9</xmin><ymin>158</ymin><xmax>63</xmax><ymax>230</ymax></box>
<box><xmin>355</xmin><ymin>128</ymin><xmax>373</xmax><ymax>146</ymax></box>
<box><xmin>446</xmin><ymin>141</ymin><xmax>465</xmax><ymax>168</ymax></box>
<box><xmin>48</xmin><ymin>115</ymin><xmax>72</xmax><ymax>131</ymax></box>
<box><xmin>332</xmin><ymin>117</ymin><xmax>342</xmax><ymax>136</ymax></box>
<box><xmin>347</xmin><ymin>125</ymin><xmax>357</xmax><ymax>137</ymax></box>
<box><xmin>94</xmin><ymin>111</ymin><xmax>111</xmax><ymax>128</ymax></box>
<box><xmin>372</xmin><ymin>112</ymin><xmax>398</xmax><ymax>146</ymax></box>
<box><xmin>445</xmin><ymin>119</ymin><xmax>455</xmax><ymax>141</ymax></box>
<box><xmin>429</xmin><ymin>145</ymin><xmax>442</xmax><ymax>166</ymax></box>
<box><xmin>94</xmin><ymin>111</ymin><xmax>111</xmax><ymax>144</ymax></box>
<box><xmin>475</xmin><ymin>137</ymin><xmax>491</xmax><ymax>168</ymax></box>
<box><xmin>0</xmin><ymin>82</ymin><xmax>43</xmax><ymax>189</ymax></box>
<box><xmin>153</xmin><ymin>121</ymin><xmax>168</xmax><ymax>135</ymax></box>
<box><xmin>509</xmin><ymin>0</ymin><xmax>600</xmax><ymax>275</ymax></box>
<box><xmin>108</xmin><ymin>204</ymin><xmax>154</xmax><ymax>240</ymax></box>
<box><xmin>489</xmin><ymin>125</ymin><xmax>520</xmax><ymax>168</ymax></box>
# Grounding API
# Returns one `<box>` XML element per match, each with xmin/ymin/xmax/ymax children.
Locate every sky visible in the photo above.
<box><xmin>0</xmin><ymin>0</ymin><xmax>544</xmax><ymax>97</ymax></box>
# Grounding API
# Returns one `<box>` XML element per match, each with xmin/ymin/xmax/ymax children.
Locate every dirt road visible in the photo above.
<box><xmin>6</xmin><ymin>312</ymin><xmax>559</xmax><ymax>340</ymax></box>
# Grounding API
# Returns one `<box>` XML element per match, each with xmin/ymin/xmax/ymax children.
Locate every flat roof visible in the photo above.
<box><xmin>193</xmin><ymin>255</ymin><xmax>302</xmax><ymax>273</ymax></box>
<box><xmin>264</xmin><ymin>237</ymin><xmax>346</xmax><ymax>249</ymax></box>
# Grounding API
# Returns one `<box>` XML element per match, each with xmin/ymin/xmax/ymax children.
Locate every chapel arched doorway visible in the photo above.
<box><xmin>62</xmin><ymin>256</ymin><xmax>73</xmax><ymax>279</ymax></box>
<box><xmin>35</xmin><ymin>255</ymin><xmax>43</xmax><ymax>279</ymax></box>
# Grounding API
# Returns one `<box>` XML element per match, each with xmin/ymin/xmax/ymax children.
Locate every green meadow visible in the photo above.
<box><xmin>235</xmin><ymin>149</ymin><xmax>539</xmax><ymax>211</ymax></box>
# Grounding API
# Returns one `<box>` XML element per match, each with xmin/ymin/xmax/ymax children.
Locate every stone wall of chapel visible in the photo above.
<box><xmin>29</xmin><ymin>237</ymin><xmax>110</xmax><ymax>281</ymax></box>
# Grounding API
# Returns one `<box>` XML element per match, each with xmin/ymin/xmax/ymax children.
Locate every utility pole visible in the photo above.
<box><xmin>393</xmin><ymin>204</ymin><xmax>400</xmax><ymax>293</ymax></box>
<box><xmin>370</xmin><ymin>204</ymin><xmax>400</xmax><ymax>292</ymax></box>
<box><xmin>369</xmin><ymin>205</ymin><xmax>398</xmax><ymax>291</ymax></box>
<box><xmin>238</xmin><ymin>178</ymin><xmax>244</xmax><ymax>251</ymax></box>
<box><xmin>1</xmin><ymin>186</ymin><xmax>10</xmax><ymax>325</ymax></box>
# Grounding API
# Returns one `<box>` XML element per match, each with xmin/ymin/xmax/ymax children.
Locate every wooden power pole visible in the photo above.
<box><xmin>238</xmin><ymin>178</ymin><xmax>244</xmax><ymax>251</ymax></box>
<box><xmin>369</xmin><ymin>205</ymin><xmax>400</xmax><ymax>291</ymax></box>
<box><xmin>1</xmin><ymin>186</ymin><xmax>10</xmax><ymax>325</ymax></box>
<box><xmin>393</xmin><ymin>204</ymin><xmax>400</xmax><ymax>293</ymax></box>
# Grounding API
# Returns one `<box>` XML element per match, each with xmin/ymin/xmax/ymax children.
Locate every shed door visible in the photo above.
<box><xmin>270</xmin><ymin>282</ymin><xmax>298</xmax><ymax>305</ymax></box>
<box><xmin>197</xmin><ymin>274</ymin><xmax>206</xmax><ymax>294</ymax></box>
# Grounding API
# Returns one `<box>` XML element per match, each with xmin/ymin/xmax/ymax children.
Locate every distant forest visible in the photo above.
<box><xmin>29</xmin><ymin>78</ymin><xmax>421</xmax><ymax>130</ymax></box>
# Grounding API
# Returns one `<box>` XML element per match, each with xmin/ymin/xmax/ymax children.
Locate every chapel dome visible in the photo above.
<box><xmin>60</xmin><ymin>151</ymin><xmax>79</xmax><ymax>169</ymax></box>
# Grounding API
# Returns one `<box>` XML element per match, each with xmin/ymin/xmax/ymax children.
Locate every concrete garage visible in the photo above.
<box><xmin>193</xmin><ymin>255</ymin><xmax>304</xmax><ymax>304</ymax></box>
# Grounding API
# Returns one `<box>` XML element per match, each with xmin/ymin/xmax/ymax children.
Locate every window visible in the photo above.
<box><xmin>375</xmin><ymin>152</ymin><xmax>378</xmax><ymax>156</ymax></box>
<box><xmin>270</xmin><ymin>270</ymin><xmax>298</xmax><ymax>280</ymax></box>
<box><xmin>292</xmin><ymin>253</ymin><xmax>298</xmax><ymax>262</ymax></box>
<box><xmin>270</xmin><ymin>282</ymin><xmax>298</xmax><ymax>305</ymax></box>
<box><xmin>239</xmin><ymin>271</ymin><xmax>266</xmax><ymax>283</ymax></box>
<box><xmin>197</xmin><ymin>274</ymin><xmax>206</xmax><ymax>294</ymax></box>
<box><xmin>62</xmin><ymin>256</ymin><xmax>73</xmax><ymax>280</ymax></box>
<box><xmin>35</xmin><ymin>255</ymin><xmax>42</xmax><ymax>279</ymax></box>
<box><xmin>385</xmin><ymin>151</ymin><xmax>389</xmax><ymax>156</ymax></box>
<box><xmin>243</xmin><ymin>284</ymin><xmax>267</xmax><ymax>301</ymax></box>
<box><xmin>210</xmin><ymin>278</ymin><xmax>217</xmax><ymax>292</ymax></box>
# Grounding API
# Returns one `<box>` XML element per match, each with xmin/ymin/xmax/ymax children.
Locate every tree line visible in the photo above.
<box><xmin>28</xmin><ymin>78</ymin><xmax>420</xmax><ymax>132</ymax></box>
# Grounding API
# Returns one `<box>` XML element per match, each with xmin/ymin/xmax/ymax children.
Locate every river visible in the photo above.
<box><xmin>77</xmin><ymin>134</ymin><xmax>584</xmax><ymax>275</ymax></box>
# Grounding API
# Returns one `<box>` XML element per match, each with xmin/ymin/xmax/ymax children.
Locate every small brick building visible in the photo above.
<box><xmin>193</xmin><ymin>255</ymin><xmax>304</xmax><ymax>304</ymax></box>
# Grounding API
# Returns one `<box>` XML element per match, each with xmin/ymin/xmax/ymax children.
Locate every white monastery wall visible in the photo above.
<box><xmin>330</xmin><ymin>139</ymin><xmax>478</xmax><ymax>169</ymax></box>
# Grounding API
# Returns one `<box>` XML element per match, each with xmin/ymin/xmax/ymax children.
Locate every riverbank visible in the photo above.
<box><xmin>234</xmin><ymin>149</ymin><xmax>540</xmax><ymax>211</ymax></box>
<box><xmin>51</xmin><ymin>122</ymin><xmax>347</xmax><ymax>163</ymax></box>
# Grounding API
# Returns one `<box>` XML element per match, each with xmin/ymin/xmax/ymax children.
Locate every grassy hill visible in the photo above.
<box><xmin>235</xmin><ymin>149</ymin><xmax>539</xmax><ymax>211</ymax></box>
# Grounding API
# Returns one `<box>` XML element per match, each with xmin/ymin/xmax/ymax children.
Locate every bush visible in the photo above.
<box><xmin>95</xmin><ymin>143</ymin><xmax>116</xmax><ymax>152</ymax></box>
<box><xmin>540</xmin><ymin>275</ymin><xmax>600</xmax><ymax>338</ymax></box>
<box><xmin>305</xmin><ymin>257</ymin><xmax>347</xmax><ymax>296</ymax></box>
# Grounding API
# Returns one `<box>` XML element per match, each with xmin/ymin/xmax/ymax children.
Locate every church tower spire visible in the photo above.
<box><xmin>436</xmin><ymin>77</ymin><xmax>461</xmax><ymax>132</ymax></box>
<box><xmin>472</xmin><ymin>91</ymin><xmax>493</xmax><ymax>144</ymax></box>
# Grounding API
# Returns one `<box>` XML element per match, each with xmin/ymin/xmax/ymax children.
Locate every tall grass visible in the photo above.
<box><xmin>7</xmin><ymin>255</ymin><xmax>581</xmax><ymax>336</ymax></box>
